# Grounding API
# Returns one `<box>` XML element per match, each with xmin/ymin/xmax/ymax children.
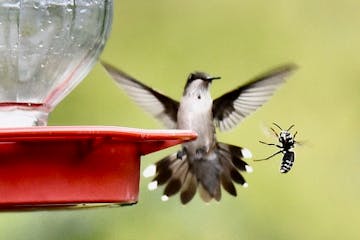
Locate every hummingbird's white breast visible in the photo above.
<box><xmin>177</xmin><ymin>82</ymin><xmax>215</xmax><ymax>155</ymax></box>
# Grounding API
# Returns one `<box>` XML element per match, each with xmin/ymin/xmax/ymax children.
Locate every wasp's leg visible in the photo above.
<box><xmin>270</xmin><ymin>127</ymin><xmax>279</xmax><ymax>138</ymax></box>
<box><xmin>254</xmin><ymin>150</ymin><xmax>283</xmax><ymax>161</ymax></box>
<box><xmin>293</xmin><ymin>131</ymin><xmax>298</xmax><ymax>139</ymax></box>
<box><xmin>259</xmin><ymin>141</ymin><xmax>282</xmax><ymax>148</ymax></box>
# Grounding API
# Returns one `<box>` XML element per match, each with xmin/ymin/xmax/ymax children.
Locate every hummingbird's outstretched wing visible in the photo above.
<box><xmin>212</xmin><ymin>64</ymin><xmax>297</xmax><ymax>131</ymax></box>
<box><xmin>102</xmin><ymin>62</ymin><xmax>179</xmax><ymax>129</ymax></box>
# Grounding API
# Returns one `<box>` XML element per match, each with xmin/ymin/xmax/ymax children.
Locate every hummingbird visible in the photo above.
<box><xmin>102</xmin><ymin>62</ymin><xmax>297</xmax><ymax>204</ymax></box>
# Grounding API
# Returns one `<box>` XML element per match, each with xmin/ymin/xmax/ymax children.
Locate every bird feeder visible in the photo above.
<box><xmin>0</xmin><ymin>1</ymin><xmax>196</xmax><ymax>210</ymax></box>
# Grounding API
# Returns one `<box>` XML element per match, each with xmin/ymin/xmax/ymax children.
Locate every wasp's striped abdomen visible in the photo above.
<box><xmin>280</xmin><ymin>151</ymin><xmax>295</xmax><ymax>173</ymax></box>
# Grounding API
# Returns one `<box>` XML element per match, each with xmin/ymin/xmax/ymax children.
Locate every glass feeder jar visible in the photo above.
<box><xmin>0</xmin><ymin>0</ymin><xmax>113</xmax><ymax>127</ymax></box>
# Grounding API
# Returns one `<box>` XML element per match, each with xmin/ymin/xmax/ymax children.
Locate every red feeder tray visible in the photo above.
<box><xmin>0</xmin><ymin>126</ymin><xmax>196</xmax><ymax>210</ymax></box>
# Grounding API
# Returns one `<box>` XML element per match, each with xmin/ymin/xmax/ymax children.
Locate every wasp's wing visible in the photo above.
<box><xmin>259</xmin><ymin>122</ymin><xmax>281</xmax><ymax>140</ymax></box>
<box><xmin>295</xmin><ymin>140</ymin><xmax>307</xmax><ymax>147</ymax></box>
<box><xmin>102</xmin><ymin>62</ymin><xmax>179</xmax><ymax>128</ymax></box>
<box><xmin>212</xmin><ymin>64</ymin><xmax>297</xmax><ymax>131</ymax></box>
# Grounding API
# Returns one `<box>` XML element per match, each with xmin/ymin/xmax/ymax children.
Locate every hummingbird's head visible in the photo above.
<box><xmin>183</xmin><ymin>71</ymin><xmax>221</xmax><ymax>95</ymax></box>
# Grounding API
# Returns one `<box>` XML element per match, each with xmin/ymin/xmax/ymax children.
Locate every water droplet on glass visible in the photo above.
<box><xmin>33</xmin><ymin>2</ymin><xmax>40</xmax><ymax>9</ymax></box>
<box><xmin>66</xmin><ymin>5</ymin><xmax>73</xmax><ymax>12</ymax></box>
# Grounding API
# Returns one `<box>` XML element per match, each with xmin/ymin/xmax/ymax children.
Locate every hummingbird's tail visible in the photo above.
<box><xmin>143</xmin><ymin>152</ymin><xmax>198</xmax><ymax>204</ymax></box>
<box><xmin>216</xmin><ymin>142</ymin><xmax>253</xmax><ymax>196</ymax></box>
<box><xmin>143</xmin><ymin>143</ymin><xmax>253</xmax><ymax>204</ymax></box>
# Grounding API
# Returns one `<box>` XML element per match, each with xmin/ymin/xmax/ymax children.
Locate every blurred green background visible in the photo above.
<box><xmin>2</xmin><ymin>0</ymin><xmax>360</xmax><ymax>239</ymax></box>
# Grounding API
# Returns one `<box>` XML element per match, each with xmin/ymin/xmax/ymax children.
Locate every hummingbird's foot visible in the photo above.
<box><xmin>177</xmin><ymin>149</ymin><xmax>186</xmax><ymax>160</ymax></box>
<box><xmin>195</xmin><ymin>147</ymin><xmax>207</xmax><ymax>160</ymax></box>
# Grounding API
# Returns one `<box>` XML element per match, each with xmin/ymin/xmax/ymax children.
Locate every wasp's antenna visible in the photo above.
<box><xmin>272</xmin><ymin>122</ymin><xmax>282</xmax><ymax>131</ymax></box>
<box><xmin>287</xmin><ymin>124</ymin><xmax>295</xmax><ymax>131</ymax></box>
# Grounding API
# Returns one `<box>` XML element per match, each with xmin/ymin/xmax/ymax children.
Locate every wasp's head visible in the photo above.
<box><xmin>279</xmin><ymin>131</ymin><xmax>293</xmax><ymax>143</ymax></box>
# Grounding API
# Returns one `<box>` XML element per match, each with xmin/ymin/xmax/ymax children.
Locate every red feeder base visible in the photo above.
<box><xmin>0</xmin><ymin>126</ymin><xmax>196</xmax><ymax>210</ymax></box>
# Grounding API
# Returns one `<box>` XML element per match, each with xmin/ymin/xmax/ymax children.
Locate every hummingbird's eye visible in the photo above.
<box><xmin>197</xmin><ymin>95</ymin><xmax>201</xmax><ymax>99</ymax></box>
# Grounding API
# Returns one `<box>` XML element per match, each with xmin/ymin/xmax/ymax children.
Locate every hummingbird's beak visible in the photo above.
<box><xmin>207</xmin><ymin>76</ymin><xmax>221</xmax><ymax>81</ymax></box>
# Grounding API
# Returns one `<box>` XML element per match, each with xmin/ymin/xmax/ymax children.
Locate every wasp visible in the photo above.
<box><xmin>255</xmin><ymin>123</ymin><xmax>298</xmax><ymax>173</ymax></box>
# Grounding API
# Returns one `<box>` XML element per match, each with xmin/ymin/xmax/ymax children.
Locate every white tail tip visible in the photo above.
<box><xmin>245</xmin><ymin>165</ymin><xmax>254</xmax><ymax>173</ymax></box>
<box><xmin>242</xmin><ymin>148</ymin><xmax>252</xmax><ymax>159</ymax></box>
<box><xmin>242</xmin><ymin>182</ymin><xmax>249</xmax><ymax>188</ymax></box>
<box><xmin>143</xmin><ymin>164</ymin><xmax>156</xmax><ymax>178</ymax></box>
<box><xmin>161</xmin><ymin>195</ymin><xmax>169</xmax><ymax>202</ymax></box>
<box><xmin>148</xmin><ymin>181</ymin><xmax>158</xmax><ymax>191</ymax></box>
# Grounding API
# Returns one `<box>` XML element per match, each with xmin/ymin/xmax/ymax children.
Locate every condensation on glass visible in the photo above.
<box><xmin>0</xmin><ymin>0</ymin><xmax>113</xmax><ymax>126</ymax></box>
